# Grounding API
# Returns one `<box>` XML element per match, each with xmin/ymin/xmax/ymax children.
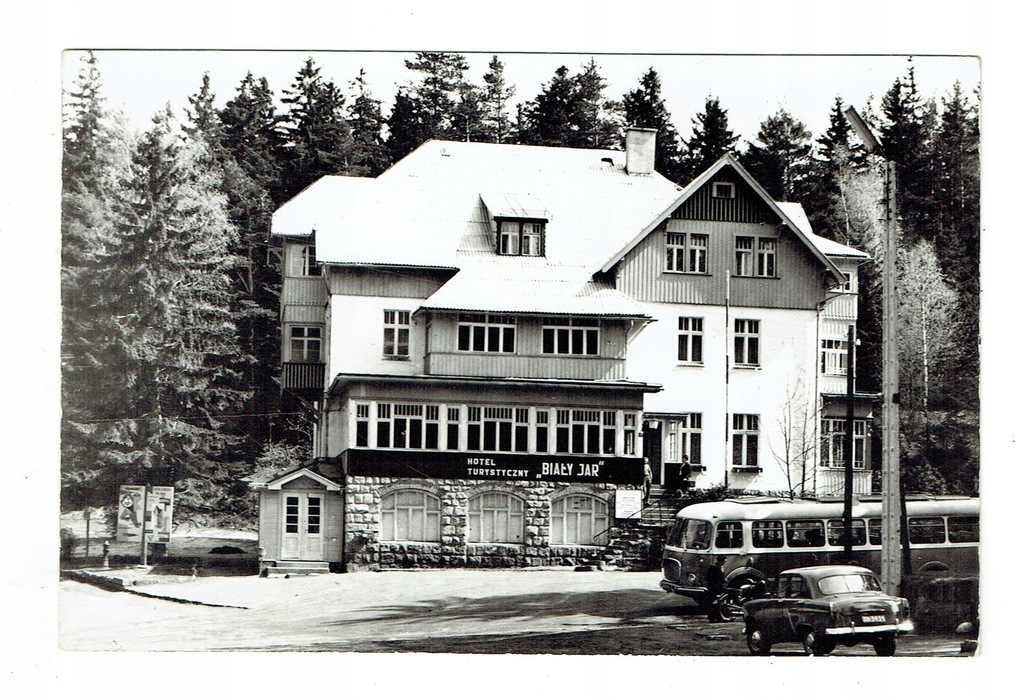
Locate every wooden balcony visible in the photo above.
<box><xmin>281</xmin><ymin>362</ymin><xmax>326</xmax><ymax>392</ymax></box>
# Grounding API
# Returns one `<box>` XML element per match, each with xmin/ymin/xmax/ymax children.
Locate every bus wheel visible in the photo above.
<box><xmin>873</xmin><ymin>633</ymin><xmax>896</xmax><ymax>656</ymax></box>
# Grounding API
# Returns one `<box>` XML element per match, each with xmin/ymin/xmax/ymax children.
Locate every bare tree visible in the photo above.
<box><xmin>768</xmin><ymin>375</ymin><xmax>819</xmax><ymax>498</ymax></box>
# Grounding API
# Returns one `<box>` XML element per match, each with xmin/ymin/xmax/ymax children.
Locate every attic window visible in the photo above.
<box><xmin>498</xmin><ymin>220</ymin><xmax>545</xmax><ymax>257</ymax></box>
<box><xmin>712</xmin><ymin>182</ymin><xmax>736</xmax><ymax>199</ymax></box>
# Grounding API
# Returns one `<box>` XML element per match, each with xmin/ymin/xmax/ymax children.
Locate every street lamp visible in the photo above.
<box><xmin>844</xmin><ymin>106</ymin><xmax>902</xmax><ymax>596</ymax></box>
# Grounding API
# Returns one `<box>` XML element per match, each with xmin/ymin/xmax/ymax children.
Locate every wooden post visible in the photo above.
<box><xmin>879</xmin><ymin>160</ymin><xmax>903</xmax><ymax>595</ymax></box>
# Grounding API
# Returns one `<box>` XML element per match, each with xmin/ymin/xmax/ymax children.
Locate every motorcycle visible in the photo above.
<box><xmin>708</xmin><ymin>579</ymin><xmax>769</xmax><ymax>622</ymax></box>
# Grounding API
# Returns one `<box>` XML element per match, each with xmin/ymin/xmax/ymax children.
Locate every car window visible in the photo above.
<box><xmin>752</xmin><ymin>520</ymin><xmax>784</xmax><ymax>548</ymax></box>
<box><xmin>786</xmin><ymin>520</ymin><xmax>826</xmax><ymax>548</ymax></box>
<box><xmin>776</xmin><ymin>575</ymin><xmax>793</xmax><ymax>597</ymax></box>
<box><xmin>818</xmin><ymin>573</ymin><xmax>882</xmax><ymax>595</ymax></box>
<box><xmin>715</xmin><ymin>521</ymin><xmax>743</xmax><ymax>549</ymax></box>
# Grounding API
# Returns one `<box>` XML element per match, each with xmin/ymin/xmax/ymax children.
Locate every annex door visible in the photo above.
<box><xmin>281</xmin><ymin>492</ymin><xmax>324</xmax><ymax>561</ymax></box>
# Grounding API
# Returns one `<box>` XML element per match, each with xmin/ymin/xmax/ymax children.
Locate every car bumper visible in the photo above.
<box><xmin>825</xmin><ymin>621</ymin><xmax>914</xmax><ymax>636</ymax></box>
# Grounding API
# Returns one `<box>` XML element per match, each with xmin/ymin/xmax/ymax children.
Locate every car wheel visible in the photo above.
<box><xmin>746</xmin><ymin>624</ymin><xmax>771</xmax><ymax>656</ymax></box>
<box><xmin>801</xmin><ymin>629</ymin><xmax>831</xmax><ymax>656</ymax></box>
<box><xmin>873</xmin><ymin>633</ymin><xmax>897</xmax><ymax>657</ymax></box>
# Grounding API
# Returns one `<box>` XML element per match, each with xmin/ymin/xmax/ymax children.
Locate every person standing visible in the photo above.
<box><xmin>706</xmin><ymin>555</ymin><xmax>727</xmax><ymax>621</ymax></box>
<box><xmin>642</xmin><ymin>458</ymin><xmax>653</xmax><ymax>502</ymax></box>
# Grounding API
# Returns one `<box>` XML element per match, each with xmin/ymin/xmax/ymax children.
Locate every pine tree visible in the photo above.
<box><xmin>517</xmin><ymin>65</ymin><xmax>579</xmax><ymax>147</ymax></box>
<box><xmin>347</xmin><ymin>69</ymin><xmax>390</xmax><ymax>176</ymax></box>
<box><xmin>683</xmin><ymin>97</ymin><xmax>739</xmax><ymax>179</ymax></box>
<box><xmin>742</xmin><ymin>107</ymin><xmax>813</xmax><ymax>201</ymax></box>
<box><xmin>280</xmin><ymin>58</ymin><xmax>355</xmax><ymax>201</ymax></box>
<box><xmin>481</xmin><ymin>56</ymin><xmax>516</xmax><ymax>144</ymax></box>
<box><xmin>622</xmin><ymin>67</ymin><xmax>685</xmax><ymax>183</ymax></box>
<box><xmin>403</xmin><ymin>51</ymin><xmax>471</xmax><ymax>140</ymax></box>
<box><xmin>574</xmin><ymin>58</ymin><xmax>622</xmax><ymax>149</ymax></box>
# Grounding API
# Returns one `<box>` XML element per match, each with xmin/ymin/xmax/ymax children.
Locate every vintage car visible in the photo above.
<box><xmin>742</xmin><ymin>565</ymin><xmax>913</xmax><ymax>656</ymax></box>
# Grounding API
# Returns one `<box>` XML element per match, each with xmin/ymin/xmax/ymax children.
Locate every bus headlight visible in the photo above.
<box><xmin>686</xmin><ymin>573</ymin><xmax>697</xmax><ymax>585</ymax></box>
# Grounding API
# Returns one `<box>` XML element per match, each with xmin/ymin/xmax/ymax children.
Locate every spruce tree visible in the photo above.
<box><xmin>622</xmin><ymin>67</ymin><xmax>685</xmax><ymax>183</ymax></box>
<box><xmin>481</xmin><ymin>55</ymin><xmax>516</xmax><ymax>144</ymax></box>
<box><xmin>517</xmin><ymin>65</ymin><xmax>579</xmax><ymax>147</ymax></box>
<box><xmin>280</xmin><ymin>58</ymin><xmax>355</xmax><ymax>201</ymax></box>
<box><xmin>386</xmin><ymin>89</ymin><xmax>431</xmax><ymax>162</ymax></box>
<box><xmin>742</xmin><ymin>107</ymin><xmax>813</xmax><ymax>201</ymax></box>
<box><xmin>347</xmin><ymin>69</ymin><xmax>391</xmax><ymax>176</ymax></box>
<box><xmin>683</xmin><ymin>97</ymin><xmax>739</xmax><ymax>179</ymax></box>
<box><xmin>574</xmin><ymin>58</ymin><xmax>622</xmax><ymax>149</ymax></box>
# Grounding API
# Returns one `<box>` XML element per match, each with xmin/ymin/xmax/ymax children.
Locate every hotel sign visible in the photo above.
<box><xmin>344</xmin><ymin>449</ymin><xmax>644</xmax><ymax>485</ymax></box>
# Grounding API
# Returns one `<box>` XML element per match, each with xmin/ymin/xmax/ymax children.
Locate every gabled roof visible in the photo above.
<box><xmin>262</xmin><ymin>467</ymin><xmax>342</xmax><ymax>491</ymax></box>
<box><xmin>271</xmin><ymin>139</ymin><xmax>682</xmax><ymax>272</ymax></box>
<box><xmin>599</xmin><ymin>153</ymin><xmax>849</xmax><ymax>284</ymax></box>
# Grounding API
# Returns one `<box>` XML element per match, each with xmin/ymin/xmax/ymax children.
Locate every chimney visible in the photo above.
<box><xmin>625</xmin><ymin>127</ymin><xmax>657</xmax><ymax>175</ymax></box>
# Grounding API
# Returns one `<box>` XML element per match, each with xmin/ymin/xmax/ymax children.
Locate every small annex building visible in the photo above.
<box><xmin>253</xmin><ymin>129</ymin><xmax>870</xmax><ymax>572</ymax></box>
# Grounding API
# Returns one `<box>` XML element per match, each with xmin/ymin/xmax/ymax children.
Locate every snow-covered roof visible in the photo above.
<box><xmin>777</xmin><ymin>202</ymin><xmax>870</xmax><ymax>260</ymax></box>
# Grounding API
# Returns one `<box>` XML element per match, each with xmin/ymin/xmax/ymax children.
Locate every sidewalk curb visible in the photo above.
<box><xmin>61</xmin><ymin>569</ymin><xmax>249</xmax><ymax>609</ymax></box>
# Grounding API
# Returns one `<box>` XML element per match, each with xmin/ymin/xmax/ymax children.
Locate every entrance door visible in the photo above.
<box><xmin>643</xmin><ymin>421</ymin><xmax>664</xmax><ymax>485</ymax></box>
<box><xmin>281</xmin><ymin>492</ymin><xmax>324</xmax><ymax>561</ymax></box>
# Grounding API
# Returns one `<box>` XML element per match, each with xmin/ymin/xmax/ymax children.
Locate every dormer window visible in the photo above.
<box><xmin>712</xmin><ymin>181</ymin><xmax>736</xmax><ymax>199</ymax></box>
<box><xmin>497</xmin><ymin>220</ymin><xmax>545</xmax><ymax>257</ymax></box>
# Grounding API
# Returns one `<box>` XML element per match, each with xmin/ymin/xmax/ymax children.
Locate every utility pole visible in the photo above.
<box><xmin>844</xmin><ymin>107</ymin><xmax>902</xmax><ymax>595</ymax></box>
<box><xmin>843</xmin><ymin>324</ymin><xmax>856</xmax><ymax>559</ymax></box>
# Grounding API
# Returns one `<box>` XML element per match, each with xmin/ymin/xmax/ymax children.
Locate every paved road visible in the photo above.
<box><xmin>58</xmin><ymin>568</ymin><xmax>973</xmax><ymax>655</ymax></box>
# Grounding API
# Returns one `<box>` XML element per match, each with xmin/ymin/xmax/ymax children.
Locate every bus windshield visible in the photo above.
<box><xmin>676</xmin><ymin>518</ymin><xmax>712</xmax><ymax>550</ymax></box>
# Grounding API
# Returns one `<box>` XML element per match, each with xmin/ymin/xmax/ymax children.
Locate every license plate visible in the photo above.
<box><xmin>861</xmin><ymin>614</ymin><xmax>886</xmax><ymax>624</ymax></box>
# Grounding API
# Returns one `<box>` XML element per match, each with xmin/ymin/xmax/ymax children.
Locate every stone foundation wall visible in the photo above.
<box><xmin>344</xmin><ymin>477</ymin><xmax>666</xmax><ymax>570</ymax></box>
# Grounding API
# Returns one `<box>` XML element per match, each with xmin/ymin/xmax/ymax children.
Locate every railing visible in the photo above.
<box><xmin>281</xmin><ymin>362</ymin><xmax>326</xmax><ymax>391</ymax></box>
<box><xmin>817</xmin><ymin>468</ymin><xmax>873</xmax><ymax>496</ymax></box>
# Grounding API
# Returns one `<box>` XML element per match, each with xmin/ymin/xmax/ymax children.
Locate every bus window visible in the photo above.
<box><xmin>948</xmin><ymin>516</ymin><xmax>980</xmax><ymax>543</ymax></box>
<box><xmin>715</xmin><ymin>521</ymin><xmax>743</xmax><ymax>549</ymax></box>
<box><xmin>868</xmin><ymin>518</ymin><xmax>881</xmax><ymax>545</ymax></box>
<box><xmin>752</xmin><ymin>520</ymin><xmax>784</xmax><ymax>548</ymax></box>
<box><xmin>667</xmin><ymin>520</ymin><xmax>684</xmax><ymax>547</ymax></box>
<box><xmin>680</xmin><ymin>518</ymin><xmax>712</xmax><ymax>550</ymax></box>
<box><xmin>786</xmin><ymin>520</ymin><xmax>826</xmax><ymax>548</ymax></box>
<box><xmin>909</xmin><ymin>516</ymin><xmax>947</xmax><ymax>544</ymax></box>
<box><xmin>827</xmin><ymin>519</ymin><xmax>867</xmax><ymax>546</ymax></box>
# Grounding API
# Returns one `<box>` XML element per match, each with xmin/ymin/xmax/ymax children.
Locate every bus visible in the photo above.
<box><xmin>660</xmin><ymin>494</ymin><xmax>979</xmax><ymax>605</ymax></box>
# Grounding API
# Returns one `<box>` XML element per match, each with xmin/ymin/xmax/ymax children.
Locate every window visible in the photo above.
<box><xmin>821</xmin><ymin>419</ymin><xmax>867</xmax><ymax>470</ymax></box>
<box><xmin>289</xmin><ymin>244</ymin><xmax>319</xmax><ymax>276</ymax></box>
<box><xmin>554</xmin><ymin>409</ymin><xmax>615</xmax><ymax>455</ymax></box>
<box><xmin>380</xmin><ymin>490</ymin><xmax>441</xmax><ymax>542</ymax></box>
<box><xmin>468</xmin><ymin>492</ymin><xmax>525</xmax><ymax>543</ymax></box>
<box><xmin>288</xmin><ymin>326</ymin><xmax>322</xmax><ymax>362</ymax></box>
<box><xmin>467</xmin><ymin>406</ymin><xmax>529</xmax><ymax>453</ymax></box>
<box><xmin>735</xmin><ymin>236</ymin><xmax>754</xmax><ymax>276</ymax></box>
<box><xmin>752</xmin><ymin>520</ymin><xmax>784</xmax><ymax>548</ymax></box>
<box><xmin>551</xmin><ymin>495</ymin><xmax>609</xmax><ymax>545</ymax></box>
<box><xmin>446</xmin><ymin>407</ymin><xmax>461</xmax><ymax>450</ymax></box>
<box><xmin>786</xmin><ymin>520</ymin><xmax>826</xmax><ymax>548</ymax></box>
<box><xmin>375</xmin><ymin>403</ymin><xmax>440</xmax><ymax>450</ymax></box>
<box><xmin>535</xmin><ymin>409</ymin><xmax>550</xmax><ymax>453</ymax></box>
<box><xmin>821</xmin><ymin>339</ymin><xmax>849</xmax><ymax>375</ymax></box>
<box><xmin>678</xmin><ymin>317</ymin><xmax>704</xmax><ymax>363</ymax></box>
<box><xmin>542</xmin><ymin>317</ymin><xmax>600</xmax><ymax>356</ymax></box>
<box><xmin>732</xmin><ymin>413</ymin><xmax>759</xmax><ymax>467</ymax></box>
<box><xmin>757</xmin><ymin>238</ymin><xmax>777</xmax><ymax>277</ymax></box>
<box><xmin>734</xmin><ymin>319</ymin><xmax>760</xmax><ymax>366</ymax></box>
<box><xmin>666</xmin><ymin>232</ymin><xmax>708</xmax><ymax>273</ymax></box>
<box><xmin>735</xmin><ymin>237</ymin><xmax>776</xmax><ymax>277</ymax></box>
<box><xmin>715</xmin><ymin>521</ymin><xmax>744</xmax><ymax>549</ymax></box>
<box><xmin>827</xmin><ymin>519</ymin><xmax>867</xmax><ymax>546</ymax></box>
<box><xmin>712</xmin><ymin>181</ymin><xmax>735</xmax><ymax>199</ymax></box>
<box><xmin>838</xmin><ymin>272</ymin><xmax>856</xmax><ymax>293</ymax></box>
<box><xmin>947</xmin><ymin>516</ymin><xmax>979</xmax><ymax>543</ymax></box>
<box><xmin>457</xmin><ymin>313</ymin><xmax>516</xmax><ymax>353</ymax></box>
<box><xmin>497</xmin><ymin>220</ymin><xmax>544</xmax><ymax>257</ymax></box>
<box><xmin>664</xmin><ymin>413</ymin><xmax>702</xmax><ymax>465</ymax></box>
<box><xmin>383</xmin><ymin>310</ymin><xmax>411</xmax><ymax>359</ymax></box>
<box><xmin>355</xmin><ymin>403</ymin><xmax>370</xmax><ymax>447</ymax></box>
<box><xmin>908</xmin><ymin>517</ymin><xmax>947</xmax><ymax>545</ymax></box>
<box><xmin>623</xmin><ymin>413</ymin><xmax>637</xmax><ymax>456</ymax></box>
